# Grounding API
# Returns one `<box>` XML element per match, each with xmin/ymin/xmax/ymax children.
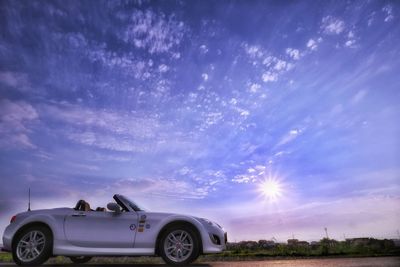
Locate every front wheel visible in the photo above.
<box><xmin>69</xmin><ymin>256</ymin><xmax>92</xmax><ymax>264</ymax></box>
<box><xmin>159</xmin><ymin>225</ymin><xmax>200</xmax><ymax>265</ymax></box>
<box><xmin>12</xmin><ymin>226</ymin><xmax>53</xmax><ymax>266</ymax></box>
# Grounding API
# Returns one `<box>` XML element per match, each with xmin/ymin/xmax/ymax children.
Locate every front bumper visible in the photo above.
<box><xmin>201</xmin><ymin>226</ymin><xmax>227</xmax><ymax>253</ymax></box>
<box><xmin>2</xmin><ymin>223</ymin><xmax>15</xmax><ymax>252</ymax></box>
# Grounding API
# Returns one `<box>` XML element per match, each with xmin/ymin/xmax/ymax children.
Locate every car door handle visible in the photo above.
<box><xmin>72</xmin><ymin>214</ymin><xmax>86</xmax><ymax>217</ymax></box>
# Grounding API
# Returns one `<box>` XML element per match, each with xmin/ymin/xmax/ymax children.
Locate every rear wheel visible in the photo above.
<box><xmin>159</xmin><ymin>225</ymin><xmax>200</xmax><ymax>265</ymax></box>
<box><xmin>12</xmin><ymin>226</ymin><xmax>52</xmax><ymax>266</ymax></box>
<box><xmin>69</xmin><ymin>256</ymin><xmax>92</xmax><ymax>264</ymax></box>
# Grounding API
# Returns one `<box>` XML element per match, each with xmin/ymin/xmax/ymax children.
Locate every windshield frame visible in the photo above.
<box><xmin>114</xmin><ymin>194</ymin><xmax>144</xmax><ymax>212</ymax></box>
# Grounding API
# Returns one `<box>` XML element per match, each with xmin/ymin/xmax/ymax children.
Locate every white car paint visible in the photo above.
<box><xmin>2</xmin><ymin>194</ymin><xmax>226</xmax><ymax>257</ymax></box>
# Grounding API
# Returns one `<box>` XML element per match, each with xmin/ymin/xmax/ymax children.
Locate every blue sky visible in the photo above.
<box><xmin>0</xmin><ymin>0</ymin><xmax>399</xmax><ymax>242</ymax></box>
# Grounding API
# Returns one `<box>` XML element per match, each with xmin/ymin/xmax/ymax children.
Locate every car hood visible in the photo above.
<box><xmin>17</xmin><ymin>207</ymin><xmax>72</xmax><ymax>216</ymax></box>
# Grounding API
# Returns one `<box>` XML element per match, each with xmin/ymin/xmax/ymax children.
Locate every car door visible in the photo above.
<box><xmin>64</xmin><ymin>210</ymin><xmax>138</xmax><ymax>248</ymax></box>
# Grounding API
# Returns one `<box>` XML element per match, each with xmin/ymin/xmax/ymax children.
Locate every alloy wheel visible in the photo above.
<box><xmin>163</xmin><ymin>229</ymin><xmax>194</xmax><ymax>263</ymax></box>
<box><xmin>16</xmin><ymin>230</ymin><xmax>46</xmax><ymax>262</ymax></box>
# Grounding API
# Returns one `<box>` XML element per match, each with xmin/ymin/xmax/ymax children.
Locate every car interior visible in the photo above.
<box><xmin>74</xmin><ymin>199</ymin><xmax>106</xmax><ymax>212</ymax></box>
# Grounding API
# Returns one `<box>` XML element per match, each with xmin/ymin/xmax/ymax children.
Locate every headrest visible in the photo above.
<box><xmin>84</xmin><ymin>202</ymin><xmax>91</xmax><ymax>211</ymax></box>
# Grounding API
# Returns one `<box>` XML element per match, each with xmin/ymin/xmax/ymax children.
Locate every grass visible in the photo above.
<box><xmin>0</xmin><ymin>253</ymin><xmax>12</xmax><ymax>263</ymax></box>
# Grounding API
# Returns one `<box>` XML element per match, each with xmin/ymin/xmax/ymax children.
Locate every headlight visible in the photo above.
<box><xmin>200</xmin><ymin>218</ymin><xmax>223</xmax><ymax>229</ymax></box>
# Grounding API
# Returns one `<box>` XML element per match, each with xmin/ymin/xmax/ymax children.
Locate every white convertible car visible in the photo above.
<box><xmin>2</xmin><ymin>194</ymin><xmax>227</xmax><ymax>265</ymax></box>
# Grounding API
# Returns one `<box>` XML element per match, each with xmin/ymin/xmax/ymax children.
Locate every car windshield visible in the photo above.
<box><xmin>118</xmin><ymin>195</ymin><xmax>145</xmax><ymax>211</ymax></box>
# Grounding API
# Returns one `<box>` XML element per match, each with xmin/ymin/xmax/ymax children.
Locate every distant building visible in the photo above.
<box><xmin>310</xmin><ymin>241</ymin><xmax>320</xmax><ymax>246</ymax></box>
<box><xmin>287</xmin><ymin>238</ymin><xmax>299</xmax><ymax>246</ymax></box>
<box><xmin>297</xmin><ymin>241</ymin><xmax>310</xmax><ymax>247</ymax></box>
<box><xmin>238</xmin><ymin>240</ymin><xmax>258</xmax><ymax>249</ymax></box>
<box><xmin>391</xmin><ymin>239</ymin><xmax>400</xmax><ymax>247</ymax></box>
<box><xmin>287</xmin><ymin>239</ymin><xmax>310</xmax><ymax>247</ymax></box>
<box><xmin>319</xmin><ymin>238</ymin><xmax>339</xmax><ymax>247</ymax></box>
<box><xmin>346</xmin><ymin>238</ymin><xmax>370</xmax><ymax>246</ymax></box>
<box><xmin>258</xmin><ymin>239</ymin><xmax>276</xmax><ymax>248</ymax></box>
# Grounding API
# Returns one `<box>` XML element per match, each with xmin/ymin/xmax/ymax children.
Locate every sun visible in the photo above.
<box><xmin>259</xmin><ymin>178</ymin><xmax>283</xmax><ymax>201</ymax></box>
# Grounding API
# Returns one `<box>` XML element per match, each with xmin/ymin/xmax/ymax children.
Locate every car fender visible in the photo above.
<box><xmin>133</xmin><ymin>212</ymin><xmax>206</xmax><ymax>253</ymax></box>
<box><xmin>5</xmin><ymin>208</ymin><xmax>71</xmax><ymax>250</ymax></box>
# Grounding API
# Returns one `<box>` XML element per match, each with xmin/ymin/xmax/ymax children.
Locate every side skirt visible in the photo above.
<box><xmin>53</xmin><ymin>245</ymin><xmax>154</xmax><ymax>256</ymax></box>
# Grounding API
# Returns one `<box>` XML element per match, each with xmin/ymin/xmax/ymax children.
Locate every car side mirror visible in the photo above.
<box><xmin>107</xmin><ymin>202</ymin><xmax>121</xmax><ymax>213</ymax></box>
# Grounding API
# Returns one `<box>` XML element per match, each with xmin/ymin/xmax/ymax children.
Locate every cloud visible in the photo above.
<box><xmin>242</xmin><ymin>43</ymin><xmax>298</xmax><ymax>84</ymax></box>
<box><xmin>65</xmin><ymin>131</ymin><xmax>198</xmax><ymax>154</ymax></box>
<box><xmin>103</xmin><ymin>177</ymin><xmax>210</xmax><ymax>200</ymax></box>
<box><xmin>231</xmin><ymin>165</ymin><xmax>267</xmax><ymax>184</ymax></box>
<box><xmin>321</xmin><ymin>16</ymin><xmax>345</xmax><ymax>34</ymax></box>
<box><xmin>43</xmin><ymin>103</ymin><xmax>159</xmax><ymax>139</ymax></box>
<box><xmin>237</xmin><ymin>108</ymin><xmax>250</xmax><ymax>117</ymax></box>
<box><xmin>276</xmin><ymin>128</ymin><xmax>301</xmax><ymax>147</ymax></box>
<box><xmin>249</xmin><ymin>83</ymin><xmax>261</xmax><ymax>93</ymax></box>
<box><xmin>40</xmin><ymin>103</ymin><xmax>203</xmax><ymax>154</ymax></box>
<box><xmin>158</xmin><ymin>64</ymin><xmax>169</xmax><ymax>73</ymax></box>
<box><xmin>345</xmin><ymin>31</ymin><xmax>357</xmax><ymax>48</ymax></box>
<box><xmin>199</xmin><ymin>44</ymin><xmax>208</xmax><ymax>54</ymax></box>
<box><xmin>274</xmin><ymin>59</ymin><xmax>290</xmax><ymax>71</ymax></box>
<box><xmin>307</xmin><ymin>39</ymin><xmax>317</xmax><ymax>50</ymax></box>
<box><xmin>86</xmin><ymin>46</ymin><xmax>155</xmax><ymax>80</ymax></box>
<box><xmin>51</xmin><ymin>32</ymin><xmax>160</xmax><ymax>82</ymax></box>
<box><xmin>262</xmin><ymin>72</ymin><xmax>278</xmax><ymax>82</ymax></box>
<box><xmin>382</xmin><ymin>5</ymin><xmax>394</xmax><ymax>22</ymax></box>
<box><xmin>228</xmin><ymin>196</ymin><xmax>400</xmax><ymax>241</ymax></box>
<box><xmin>41</xmin><ymin>103</ymin><xmax>162</xmax><ymax>152</ymax></box>
<box><xmin>345</xmin><ymin>40</ymin><xmax>355</xmax><ymax>47</ymax></box>
<box><xmin>66</xmin><ymin>131</ymin><xmax>151</xmax><ymax>153</ymax></box>
<box><xmin>0</xmin><ymin>71</ymin><xmax>30</xmax><ymax>91</ymax></box>
<box><xmin>351</xmin><ymin>90</ymin><xmax>367</xmax><ymax>104</ymax></box>
<box><xmin>306</xmin><ymin>38</ymin><xmax>322</xmax><ymax>51</ymax></box>
<box><xmin>244</xmin><ymin>44</ymin><xmax>263</xmax><ymax>58</ymax></box>
<box><xmin>0</xmin><ymin>99</ymin><xmax>38</xmax><ymax>149</ymax></box>
<box><xmin>286</xmin><ymin>48</ymin><xmax>301</xmax><ymax>60</ymax></box>
<box><xmin>122</xmin><ymin>9</ymin><xmax>186</xmax><ymax>54</ymax></box>
<box><xmin>204</xmin><ymin>112</ymin><xmax>223</xmax><ymax>126</ymax></box>
<box><xmin>231</xmin><ymin>174</ymin><xmax>255</xmax><ymax>183</ymax></box>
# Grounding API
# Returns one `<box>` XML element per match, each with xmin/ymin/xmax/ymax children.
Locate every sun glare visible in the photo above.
<box><xmin>259</xmin><ymin>178</ymin><xmax>283</xmax><ymax>201</ymax></box>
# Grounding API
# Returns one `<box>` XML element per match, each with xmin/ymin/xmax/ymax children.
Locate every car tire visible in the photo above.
<box><xmin>12</xmin><ymin>225</ymin><xmax>53</xmax><ymax>266</ymax></box>
<box><xmin>69</xmin><ymin>256</ymin><xmax>92</xmax><ymax>264</ymax></box>
<box><xmin>158</xmin><ymin>224</ymin><xmax>200</xmax><ymax>265</ymax></box>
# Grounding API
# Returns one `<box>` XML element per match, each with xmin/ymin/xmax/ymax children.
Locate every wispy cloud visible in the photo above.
<box><xmin>102</xmin><ymin>177</ymin><xmax>210</xmax><ymax>200</ymax></box>
<box><xmin>122</xmin><ymin>9</ymin><xmax>186</xmax><ymax>54</ymax></box>
<box><xmin>345</xmin><ymin>31</ymin><xmax>357</xmax><ymax>48</ymax></box>
<box><xmin>276</xmin><ymin>129</ymin><xmax>302</xmax><ymax>147</ymax></box>
<box><xmin>286</xmin><ymin>48</ymin><xmax>301</xmax><ymax>60</ymax></box>
<box><xmin>228</xmin><ymin>195</ymin><xmax>400</xmax><ymax>241</ymax></box>
<box><xmin>42</xmin><ymin>103</ymin><xmax>160</xmax><ymax>139</ymax></box>
<box><xmin>0</xmin><ymin>99</ymin><xmax>38</xmax><ymax>149</ymax></box>
<box><xmin>232</xmin><ymin>165</ymin><xmax>267</xmax><ymax>184</ymax></box>
<box><xmin>306</xmin><ymin>37</ymin><xmax>322</xmax><ymax>51</ymax></box>
<box><xmin>321</xmin><ymin>16</ymin><xmax>345</xmax><ymax>34</ymax></box>
<box><xmin>0</xmin><ymin>71</ymin><xmax>30</xmax><ymax>91</ymax></box>
<box><xmin>40</xmin><ymin>103</ymin><xmax>204</xmax><ymax>154</ymax></box>
<box><xmin>351</xmin><ymin>90</ymin><xmax>367</xmax><ymax>104</ymax></box>
<box><xmin>382</xmin><ymin>5</ymin><xmax>394</xmax><ymax>22</ymax></box>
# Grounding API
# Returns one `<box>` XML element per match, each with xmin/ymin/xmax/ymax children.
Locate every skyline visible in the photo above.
<box><xmin>0</xmin><ymin>0</ymin><xmax>399</xmax><ymax>242</ymax></box>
